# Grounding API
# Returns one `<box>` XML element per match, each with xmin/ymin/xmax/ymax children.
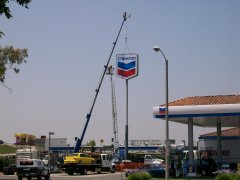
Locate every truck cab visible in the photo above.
<box><xmin>100</xmin><ymin>154</ymin><xmax>116</xmax><ymax>173</ymax></box>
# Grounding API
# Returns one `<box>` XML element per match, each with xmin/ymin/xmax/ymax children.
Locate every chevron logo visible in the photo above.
<box><xmin>159</xmin><ymin>107</ymin><xmax>166</xmax><ymax>115</ymax></box>
<box><xmin>116</xmin><ymin>53</ymin><xmax>138</xmax><ymax>80</ymax></box>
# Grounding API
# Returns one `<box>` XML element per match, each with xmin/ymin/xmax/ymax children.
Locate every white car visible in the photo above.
<box><xmin>16</xmin><ymin>159</ymin><xmax>50</xmax><ymax>180</ymax></box>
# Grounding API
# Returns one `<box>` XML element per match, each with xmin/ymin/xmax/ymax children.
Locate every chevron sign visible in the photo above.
<box><xmin>116</xmin><ymin>53</ymin><xmax>139</xmax><ymax>80</ymax></box>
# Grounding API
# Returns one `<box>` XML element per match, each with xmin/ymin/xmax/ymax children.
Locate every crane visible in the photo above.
<box><xmin>106</xmin><ymin>65</ymin><xmax>119</xmax><ymax>156</ymax></box>
<box><xmin>73</xmin><ymin>12</ymin><xmax>128</xmax><ymax>153</ymax></box>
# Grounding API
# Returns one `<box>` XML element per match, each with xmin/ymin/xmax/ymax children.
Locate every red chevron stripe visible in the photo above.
<box><xmin>117</xmin><ymin>69</ymin><xmax>136</xmax><ymax>78</ymax></box>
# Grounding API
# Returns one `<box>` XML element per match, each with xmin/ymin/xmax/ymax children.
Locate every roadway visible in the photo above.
<box><xmin>0</xmin><ymin>172</ymin><xmax>126</xmax><ymax>180</ymax></box>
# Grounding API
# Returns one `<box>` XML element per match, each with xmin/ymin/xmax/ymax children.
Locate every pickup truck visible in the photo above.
<box><xmin>16</xmin><ymin>159</ymin><xmax>50</xmax><ymax>180</ymax></box>
<box><xmin>64</xmin><ymin>153</ymin><xmax>96</xmax><ymax>164</ymax></box>
<box><xmin>144</xmin><ymin>155</ymin><xmax>164</xmax><ymax>165</ymax></box>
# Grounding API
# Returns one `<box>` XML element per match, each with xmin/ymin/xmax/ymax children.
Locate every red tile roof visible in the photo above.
<box><xmin>200</xmin><ymin>127</ymin><xmax>240</xmax><ymax>137</ymax></box>
<box><xmin>168</xmin><ymin>95</ymin><xmax>240</xmax><ymax>106</ymax></box>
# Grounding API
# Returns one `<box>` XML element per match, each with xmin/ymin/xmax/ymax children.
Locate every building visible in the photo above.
<box><xmin>34</xmin><ymin>136</ymin><xmax>68</xmax><ymax>152</ymax></box>
<box><xmin>198</xmin><ymin>127</ymin><xmax>240</xmax><ymax>170</ymax></box>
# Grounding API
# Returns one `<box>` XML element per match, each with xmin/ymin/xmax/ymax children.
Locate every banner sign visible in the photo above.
<box><xmin>116</xmin><ymin>53</ymin><xmax>139</xmax><ymax>80</ymax></box>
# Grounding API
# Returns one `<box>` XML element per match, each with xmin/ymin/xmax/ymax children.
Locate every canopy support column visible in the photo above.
<box><xmin>188</xmin><ymin>117</ymin><xmax>194</xmax><ymax>166</ymax></box>
<box><xmin>217</xmin><ymin>120</ymin><xmax>222</xmax><ymax>169</ymax></box>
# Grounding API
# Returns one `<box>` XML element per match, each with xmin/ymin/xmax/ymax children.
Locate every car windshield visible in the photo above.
<box><xmin>80</xmin><ymin>154</ymin><xmax>89</xmax><ymax>157</ymax></box>
<box><xmin>20</xmin><ymin>161</ymin><xmax>34</xmax><ymax>165</ymax></box>
<box><xmin>68</xmin><ymin>153</ymin><xmax>78</xmax><ymax>157</ymax></box>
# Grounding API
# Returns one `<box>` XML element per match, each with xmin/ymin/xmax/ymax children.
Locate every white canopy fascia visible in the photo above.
<box><xmin>153</xmin><ymin>104</ymin><xmax>240</xmax><ymax>127</ymax></box>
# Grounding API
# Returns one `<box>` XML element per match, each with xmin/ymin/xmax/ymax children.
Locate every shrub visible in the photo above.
<box><xmin>215</xmin><ymin>174</ymin><xmax>240</xmax><ymax>180</ymax></box>
<box><xmin>234</xmin><ymin>175</ymin><xmax>240</xmax><ymax>180</ymax></box>
<box><xmin>127</xmin><ymin>172</ymin><xmax>151</xmax><ymax>180</ymax></box>
<box><xmin>0</xmin><ymin>156</ymin><xmax>16</xmax><ymax>171</ymax></box>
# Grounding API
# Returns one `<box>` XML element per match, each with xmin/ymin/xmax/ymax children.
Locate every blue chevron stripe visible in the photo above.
<box><xmin>117</xmin><ymin>61</ymin><xmax>136</xmax><ymax>70</ymax></box>
<box><xmin>155</xmin><ymin>112</ymin><xmax>240</xmax><ymax>118</ymax></box>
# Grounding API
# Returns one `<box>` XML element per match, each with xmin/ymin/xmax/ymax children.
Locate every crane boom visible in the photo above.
<box><xmin>74</xmin><ymin>13</ymin><xmax>128</xmax><ymax>153</ymax></box>
<box><xmin>106</xmin><ymin>66</ymin><xmax>119</xmax><ymax>151</ymax></box>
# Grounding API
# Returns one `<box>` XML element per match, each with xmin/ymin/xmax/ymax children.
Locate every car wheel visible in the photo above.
<box><xmin>111</xmin><ymin>166</ymin><xmax>116</xmax><ymax>173</ymax></box>
<box><xmin>80</xmin><ymin>168</ymin><xmax>87</xmax><ymax>175</ymax></box>
<box><xmin>45</xmin><ymin>174</ymin><xmax>50</xmax><ymax>180</ymax></box>
<box><xmin>84</xmin><ymin>168</ymin><xmax>88</xmax><ymax>175</ymax></box>
<box><xmin>67</xmin><ymin>170</ymin><xmax>74</xmax><ymax>175</ymax></box>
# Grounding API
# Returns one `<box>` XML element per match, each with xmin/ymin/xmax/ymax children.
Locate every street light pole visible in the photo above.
<box><xmin>48</xmin><ymin>131</ymin><xmax>54</xmax><ymax>154</ymax></box>
<box><xmin>182</xmin><ymin>140</ymin><xmax>186</xmax><ymax>151</ymax></box>
<box><xmin>153</xmin><ymin>45</ymin><xmax>169</xmax><ymax>180</ymax></box>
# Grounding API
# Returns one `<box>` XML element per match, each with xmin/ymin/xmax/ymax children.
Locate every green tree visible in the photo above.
<box><xmin>0</xmin><ymin>46</ymin><xmax>28</xmax><ymax>83</ymax></box>
<box><xmin>0</xmin><ymin>0</ymin><xmax>31</xmax><ymax>84</ymax></box>
<box><xmin>100</xmin><ymin>139</ymin><xmax>104</xmax><ymax>146</ymax></box>
<box><xmin>86</xmin><ymin>140</ymin><xmax>96</xmax><ymax>152</ymax></box>
<box><xmin>0</xmin><ymin>0</ymin><xmax>31</xmax><ymax>19</ymax></box>
<box><xmin>0</xmin><ymin>0</ymin><xmax>32</xmax><ymax>38</ymax></box>
<box><xmin>86</xmin><ymin>140</ymin><xmax>96</xmax><ymax>147</ymax></box>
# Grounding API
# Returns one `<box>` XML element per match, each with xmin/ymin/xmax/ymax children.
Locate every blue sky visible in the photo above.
<box><xmin>0</xmin><ymin>0</ymin><xmax>239</xmax><ymax>146</ymax></box>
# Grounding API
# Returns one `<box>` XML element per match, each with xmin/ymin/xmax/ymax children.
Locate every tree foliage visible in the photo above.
<box><xmin>86</xmin><ymin>140</ymin><xmax>96</xmax><ymax>147</ymax></box>
<box><xmin>100</xmin><ymin>139</ymin><xmax>104</xmax><ymax>146</ymax></box>
<box><xmin>0</xmin><ymin>0</ymin><xmax>31</xmax><ymax>19</ymax></box>
<box><xmin>0</xmin><ymin>0</ymin><xmax>32</xmax><ymax>38</ymax></box>
<box><xmin>0</xmin><ymin>46</ymin><xmax>28</xmax><ymax>83</ymax></box>
<box><xmin>0</xmin><ymin>0</ymin><xmax>30</xmax><ymax>84</ymax></box>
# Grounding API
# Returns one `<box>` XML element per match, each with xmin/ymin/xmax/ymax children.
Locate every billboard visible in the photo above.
<box><xmin>15</xmin><ymin>133</ymin><xmax>36</xmax><ymax>145</ymax></box>
<box><xmin>116</xmin><ymin>53</ymin><xmax>138</xmax><ymax>80</ymax></box>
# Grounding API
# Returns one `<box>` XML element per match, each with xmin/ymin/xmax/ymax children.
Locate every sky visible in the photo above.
<box><xmin>0</xmin><ymin>0</ymin><xmax>239</xmax><ymax>147</ymax></box>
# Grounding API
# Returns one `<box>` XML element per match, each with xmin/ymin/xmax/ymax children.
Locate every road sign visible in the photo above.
<box><xmin>116</xmin><ymin>53</ymin><xmax>138</xmax><ymax>80</ymax></box>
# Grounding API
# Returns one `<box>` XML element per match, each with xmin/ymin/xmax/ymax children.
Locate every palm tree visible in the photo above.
<box><xmin>100</xmin><ymin>139</ymin><xmax>104</xmax><ymax>146</ymax></box>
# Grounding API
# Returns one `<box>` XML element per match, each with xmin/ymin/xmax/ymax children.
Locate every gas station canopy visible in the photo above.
<box><xmin>153</xmin><ymin>95</ymin><xmax>240</xmax><ymax>127</ymax></box>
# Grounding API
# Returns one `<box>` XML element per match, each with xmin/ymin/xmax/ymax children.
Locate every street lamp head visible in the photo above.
<box><xmin>49</xmin><ymin>132</ymin><xmax>54</xmax><ymax>135</ymax></box>
<box><xmin>153</xmin><ymin>45</ymin><xmax>160</xmax><ymax>52</ymax></box>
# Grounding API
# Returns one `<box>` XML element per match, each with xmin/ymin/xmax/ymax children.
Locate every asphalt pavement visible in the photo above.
<box><xmin>0</xmin><ymin>172</ymin><xmax>126</xmax><ymax>180</ymax></box>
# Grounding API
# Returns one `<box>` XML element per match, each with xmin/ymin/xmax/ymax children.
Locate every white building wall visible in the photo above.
<box><xmin>35</xmin><ymin>138</ymin><xmax>68</xmax><ymax>151</ymax></box>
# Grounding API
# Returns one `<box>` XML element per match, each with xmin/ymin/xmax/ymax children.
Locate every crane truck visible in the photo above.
<box><xmin>62</xmin><ymin>153</ymin><xmax>116</xmax><ymax>175</ymax></box>
<box><xmin>74</xmin><ymin>12</ymin><xmax>128</xmax><ymax>153</ymax></box>
<box><xmin>61</xmin><ymin>13</ymin><xmax>128</xmax><ymax>176</ymax></box>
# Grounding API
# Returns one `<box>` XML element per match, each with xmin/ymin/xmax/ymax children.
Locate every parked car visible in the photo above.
<box><xmin>64</xmin><ymin>153</ymin><xmax>95</xmax><ymax>164</ymax></box>
<box><xmin>16</xmin><ymin>159</ymin><xmax>50</xmax><ymax>180</ymax></box>
<box><xmin>147</xmin><ymin>164</ymin><xmax>165</xmax><ymax>178</ymax></box>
